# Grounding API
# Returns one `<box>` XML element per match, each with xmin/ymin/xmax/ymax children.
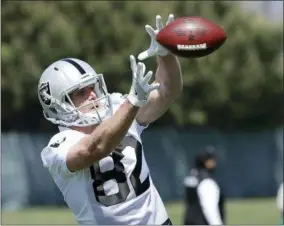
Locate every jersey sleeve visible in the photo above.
<box><xmin>41</xmin><ymin>130</ymin><xmax>86</xmax><ymax>177</ymax></box>
<box><xmin>197</xmin><ymin>178</ymin><xmax>223</xmax><ymax>225</ymax></box>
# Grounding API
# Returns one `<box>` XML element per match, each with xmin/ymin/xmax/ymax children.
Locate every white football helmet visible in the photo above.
<box><xmin>38</xmin><ymin>58</ymin><xmax>112</xmax><ymax>127</ymax></box>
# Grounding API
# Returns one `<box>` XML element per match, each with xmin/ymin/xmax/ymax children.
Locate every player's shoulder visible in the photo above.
<box><xmin>41</xmin><ymin>128</ymin><xmax>85</xmax><ymax>160</ymax></box>
<box><xmin>184</xmin><ymin>169</ymin><xmax>197</xmax><ymax>187</ymax></box>
<box><xmin>184</xmin><ymin>175</ymin><xmax>198</xmax><ymax>187</ymax></box>
<box><xmin>47</xmin><ymin>128</ymin><xmax>84</xmax><ymax>148</ymax></box>
<box><xmin>41</xmin><ymin>128</ymin><xmax>86</xmax><ymax>165</ymax></box>
<box><xmin>199</xmin><ymin>177</ymin><xmax>218</xmax><ymax>190</ymax></box>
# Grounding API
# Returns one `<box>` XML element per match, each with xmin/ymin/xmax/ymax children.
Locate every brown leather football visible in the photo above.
<box><xmin>157</xmin><ymin>17</ymin><xmax>227</xmax><ymax>58</ymax></box>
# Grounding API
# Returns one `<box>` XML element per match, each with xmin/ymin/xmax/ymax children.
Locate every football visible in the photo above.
<box><xmin>156</xmin><ymin>16</ymin><xmax>227</xmax><ymax>58</ymax></box>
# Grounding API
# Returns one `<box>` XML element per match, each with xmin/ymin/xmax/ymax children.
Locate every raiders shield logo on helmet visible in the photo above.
<box><xmin>39</xmin><ymin>82</ymin><xmax>51</xmax><ymax>105</ymax></box>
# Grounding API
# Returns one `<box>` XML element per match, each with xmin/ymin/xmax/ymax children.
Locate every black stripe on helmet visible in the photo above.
<box><xmin>62</xmin><ymin>58</ymin><xmax>86</xmax><ymax>75</ymax></box>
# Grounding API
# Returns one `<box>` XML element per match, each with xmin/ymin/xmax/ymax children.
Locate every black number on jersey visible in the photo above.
<box><xmin>89</xmin><ymin>136</ymin><xmax>150</xmax><ymax>206</ymax></box>
<box><xmin>89</xmin><ymin>150</ymin><xmax>130</xmax><ymax>206</ymax></box>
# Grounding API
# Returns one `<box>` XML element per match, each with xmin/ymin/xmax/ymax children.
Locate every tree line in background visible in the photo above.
<box><xmin>2</xmin><ymin>1</ymin><xmax>283</xmax><ymax>132</ymax></box>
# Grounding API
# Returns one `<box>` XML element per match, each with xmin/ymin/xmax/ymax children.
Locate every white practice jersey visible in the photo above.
<box><xmin>41</xmin><ymin>93</ymin><xmax>169</xmax><ymax>225</ymax></box>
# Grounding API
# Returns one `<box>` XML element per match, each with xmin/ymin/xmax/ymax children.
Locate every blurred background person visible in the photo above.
<box><xmin>183</xmin><ymin>146</ymin><xmax>225</xmax><ymax>225</ymax></box>
<box><xmin>276</xmin><ymin>182</ymin><xmax>283</xmax><ymax>225</ymax></box>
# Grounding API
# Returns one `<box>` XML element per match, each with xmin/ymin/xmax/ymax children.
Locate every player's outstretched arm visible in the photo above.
<box><xmin>136</xmin><ymin>14</ymin><xmax>183</xmax><ymax>125</ymax></box>
<box><xmin>66</xmin><ymin>56</ymin><xmax>159</xmax><ymax>172</ymax></box>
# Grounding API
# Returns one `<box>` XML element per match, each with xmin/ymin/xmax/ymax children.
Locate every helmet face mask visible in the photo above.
<box><xmin>38</xmin><ymin>58</ymin><xmax>113</xmax><ymax>127</ymax></box>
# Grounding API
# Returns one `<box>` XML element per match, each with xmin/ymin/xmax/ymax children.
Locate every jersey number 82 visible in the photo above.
<box><xmin>89</xmin><ymin>136</ymin><xmax>150</xmax><ymax>206</ymax></box>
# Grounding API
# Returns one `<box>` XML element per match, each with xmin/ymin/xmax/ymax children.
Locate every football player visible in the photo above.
<box><xmin>39</xmin><ymin>14</ymin><xmax>182</xmax><ymax>225</ymax></box>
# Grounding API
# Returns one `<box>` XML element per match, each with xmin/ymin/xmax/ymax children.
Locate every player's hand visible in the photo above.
<box><xmin>138</xmin><ymin>14</ymin><xmax>175</xmax><ymax>61</ymax></box>
<box><xmin>127</xmin><ymin>55</ymin><xmax>160</xmax><ymax>107</ymax></box>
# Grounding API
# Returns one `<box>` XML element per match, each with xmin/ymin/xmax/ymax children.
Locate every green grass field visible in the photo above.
<box><xmin>1</xmin><ymin>198</ymin><xmax>281</xmax><ymax>225</ymax></box>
